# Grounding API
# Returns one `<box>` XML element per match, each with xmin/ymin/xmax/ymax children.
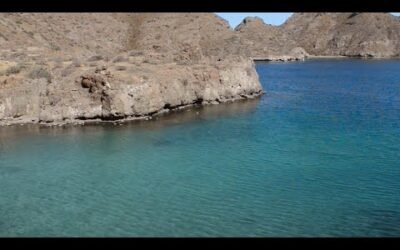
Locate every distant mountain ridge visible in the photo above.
<box><xmin>235</xmin><ymin>12</ymin><xmax>400</xmax><ymax>58</ymax></box>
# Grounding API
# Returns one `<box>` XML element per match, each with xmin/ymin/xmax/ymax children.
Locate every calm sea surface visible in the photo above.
<box><xmin>0</xmin><ymin>59</ymin><xmax>399</xmax><ymax>236</ymax></box>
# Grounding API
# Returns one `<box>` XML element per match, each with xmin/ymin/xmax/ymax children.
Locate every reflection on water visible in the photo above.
<box><xmin>0</xmin><ymin>98</ymin><xmax>260</xmax><ymax>142</ymax></box>
<box><xmin>130</xmin><ymin>98</ymin><xmax>260</xmax><ymax>129</ymax></box>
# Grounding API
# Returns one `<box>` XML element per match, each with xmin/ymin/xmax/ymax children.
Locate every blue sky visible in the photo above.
<box><xmin>216</xmin><ymin>13</ymin><xmax>400</xmax><ymax>29</ymax></box>
<box><xmin>216</xmin><ymin>13</ymin><xmax>293</xmax><ymax>28</ymax></box>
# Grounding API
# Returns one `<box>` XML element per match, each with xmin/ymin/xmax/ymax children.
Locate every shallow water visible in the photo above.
<box><xmin>0</xmin><ymin>59</ymin><xmax>399</xmax><ymax>236</ymax></box>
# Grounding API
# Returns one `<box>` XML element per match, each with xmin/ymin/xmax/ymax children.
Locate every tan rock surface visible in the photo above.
<box><xmin>282</xmin><ymin>13</ymin><xmax>400</xmax><ymax>57</ymax></box>
<box><xmin>234</xmin><ymin>17</ymin><xmax>308</xmax><ymax>60</ymax></box>
<box><xmin>234</xmin><ymin>13</ymin><xmax>400</xmax><ymax>59</ymax></box>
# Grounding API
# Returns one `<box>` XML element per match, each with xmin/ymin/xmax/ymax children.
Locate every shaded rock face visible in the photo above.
<box><xmin>0</xmin><ymin>13</ymin><xmax>262</xmax><ymax>126</ymax></box>
<box><xmin>282</xmin><ymin>13</ymin><xmax>400</xmax><ymax>57</ymax></box>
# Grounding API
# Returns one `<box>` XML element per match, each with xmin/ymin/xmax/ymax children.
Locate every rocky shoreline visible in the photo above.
<box><xmin>0</xmin><ymin>54</ymin><xmax>263</xmax><ymax>127</ymax></box>
<box><xmin>0</xmin><ymin>90</ymin><xmax>263</xmax><ymax>127</ymax></box>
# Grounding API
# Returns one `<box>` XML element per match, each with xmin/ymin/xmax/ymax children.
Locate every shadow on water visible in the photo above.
<box><xmin>0</xmin><ymin>98</ymin><xmax>261</xmax><ymax>142</ymax></box>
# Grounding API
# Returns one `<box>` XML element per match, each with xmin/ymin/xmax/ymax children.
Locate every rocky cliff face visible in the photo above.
<box><xmin>0</xmin><ymin>13</ymin><xmax>262</xmax><ymax>126</ymax></box>
<box><xmin>282</xmin><ymin>13</ymin><xmax>400</xmax><ymax>57</ymax></box>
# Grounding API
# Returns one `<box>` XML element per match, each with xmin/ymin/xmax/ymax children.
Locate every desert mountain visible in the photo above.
<box><xmin>282</xmin><ymin>12</ymin><xmax>400</xmax><ymax>57</ymax></box>
<box><xmin>234</xmin><ymin>16</ymin><xmax>308</xmax><ymax>60</ymax></box>
<box><xmin>125</xmin><ymin>13</ymin><xmax>251</xmax><ymax>61</ymax></box>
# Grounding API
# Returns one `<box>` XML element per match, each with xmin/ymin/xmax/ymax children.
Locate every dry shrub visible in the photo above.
<box><xmin>71</xmin><ymin>58</ymin><xmax>82</xmax><ymax>67</ymax></box>
<box><xmin>115</xmin><ymin>65</ymin><xmax>127</xmax><ymax>71</ymax></box>
<box><xmin>6</xmin><ymin>65</ymin><xmax>22</xmax><ymax>75</ymax></box>
<box><xmin>128</xmin><ymin>50</ymin><xmax>144</xmax><ymax>57</ymax></box>
<box><xmin>87</xmin><ymin>55</ymin><xmax>104</xmax><ymax>62</ymax></box>
<box><xmin>49</xmin><ymin>56</ymin><xmax>64</xmax><ymax>63</ymax></box>
<box><xmin>27</xmin><ymin>66</ymin><xmax>52</xmax><ymax>83</ymax></box>
<box><xmin>52</xmin><ymin>62</ymin><xmax>64</xmax><ymax>70</ymax></box>
<box><xmin>5</xmin><ymin>62</ymin><xmax>30</xmax><ymax>75</ymax></box>
<box><xmin>112</xmin><ymin>55</ymin><xmax>128</xmax><ymax>63</ymax></box>
<box><xmin>61</xmin><ymin>65</ymin><xmax>76</xmax><ymax>77</ymax></box>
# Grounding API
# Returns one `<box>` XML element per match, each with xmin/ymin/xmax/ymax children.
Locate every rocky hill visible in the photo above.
<box><xmin>233</xmin><ymin>12</ymin><xmax>400</xmax><ymax>59</ymax></box>
<box><xmin>0</xmin><ymin>13</ymin><xmax>131</xmax><ymax>61</ymax></box>
<box><xmin>282</xmin><ymin>12</ymin><xmax>400</xmax><ymax>57</ymax></box>
<box><xmin>234</xmin><ymin>16</ymin><xmax>309</xmax><ymax>61</ymax></box>
<box><xmin>125</xmin><ymin>13</ymin><xmax>251</xmax><ymax>61</ymax></box>
<box><xmin>0</xmin><ymin>13</ymin><xmax>262</xmax><ymax>126</ymax></box>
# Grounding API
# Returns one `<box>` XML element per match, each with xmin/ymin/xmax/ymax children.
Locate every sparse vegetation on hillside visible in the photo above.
<box><xmin>112</xmin><ymin>55</ymin><xmax>128</xmax><ymax>63</ymax></box>
<box><xmin>6</xmin><ymin>65</ymin><xmax>22</xmax><ymax>75</ymax></box>
<box><xmin>115</xmin><ymin>65</ymin><xmax>127</xmax><ymax>71</ymax></box>
<box><xmin>5</xmin><ymin>62</ymin><xmax>31</xmax><ymax>75</ymax></box>
<box><xmin>87</xmin><ymin>55</ymin><xmax>104</xmax><ymax>62</ymax></box>
<box><xmin>27</xmin><ymin>66</ymin><xmax>52</xmax><ymax>83</ymax></box>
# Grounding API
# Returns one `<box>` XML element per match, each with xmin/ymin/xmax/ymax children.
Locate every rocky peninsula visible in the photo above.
<box><xmin>0</xmin><ymin>13</ymin><xmax>262</xmax><ymax>126</ymax></box>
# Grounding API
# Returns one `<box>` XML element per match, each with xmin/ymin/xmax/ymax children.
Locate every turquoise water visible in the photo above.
<box><xmin>1</xmin><ymin>59</ymin><xmax>400</xmax><ymax>237</ymax></box>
